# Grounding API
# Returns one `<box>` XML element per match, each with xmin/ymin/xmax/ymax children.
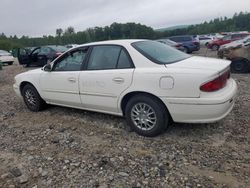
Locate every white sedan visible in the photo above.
<box><xmin>13</xmin><ymin>40</ymin><xmax>237</xmax><ymax>137</ymax></box>
<box><xmin>0</xmin><ymin>50</ymin><xmax>15</xmax><ymax>65</ymax></box>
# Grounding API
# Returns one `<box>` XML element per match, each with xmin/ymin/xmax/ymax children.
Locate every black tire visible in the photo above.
<box><xmin>21</xmin><ymin>84</ymin><xmax>46</xmax><ymax>111</ymax></box>
<box><xmin>125</xmin><ymin>95</ymin><xmax>169</xmax><ymax>137</ymax></box>
<box><xmin>8</xmin><ymin>61</ymin><xmax>14</xmax><ymax>65</ymax></box>
<box><xmin>211</xmin><ymin>44</ymin><xmax>219</xmax><ymax>51</ymax></box>
<box><xmin>231</xmin><ymin>59</ymin><xmax>250</xmax><ymax>73</ymax></box>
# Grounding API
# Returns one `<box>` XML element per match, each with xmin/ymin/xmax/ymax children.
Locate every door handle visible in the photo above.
<box><xmin>68</xmin><ymin>77</ymin><xmax>76</xmax><ymax>83</ymax></box>
<box><xmin>112</xmin><ymin>77</ymin><xmax>124</xmax><ymax>83</ymax></box>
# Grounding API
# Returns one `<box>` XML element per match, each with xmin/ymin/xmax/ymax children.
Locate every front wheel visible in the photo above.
<box><xmin>21</xmin><ymin>84</ymin><xmax>46</xmax><ymax>111</ymax></box>
<box><xmin>125</xmin><ymin>95</ymin><xmax>169</xmax><ymax>137</ymax></box>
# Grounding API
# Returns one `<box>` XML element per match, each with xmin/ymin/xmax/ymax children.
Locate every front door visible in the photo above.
<box><xmin>79</xmin><ymin>45</ymin><xmax>134</xmax><ymax>113</ymax></box>
<box><xmin>17</xmin><ymin>48</ymin><xmax>31</xmax><ymax>65</ymax></box>
<box><xmin>40</xmin><ymin>48</ymin><xmax>88</xmax><ymax>107</ymax></box>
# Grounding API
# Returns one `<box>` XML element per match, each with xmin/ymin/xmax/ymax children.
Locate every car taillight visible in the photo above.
<box><xmin>200</xmin><ymin>69</ymin><xmax>230</xmax><ymax>92</ymax></box>
<box><xmin>175</xmin><ymin>43</ymin><xmax>181</xmax><ymax>47</ymax></box>
<box><xmin>193</xmin><ymin>41</ymin><xmax>199</xmax><ymax>45</ymax></box>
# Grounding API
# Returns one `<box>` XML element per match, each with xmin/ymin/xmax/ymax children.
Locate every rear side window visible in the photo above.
<box><xmin>117</xmin><ymin>49</ymin><xmax>132</xmax><ymax>69</ymax></box>
<box><xmin>132</xmin><ymin>40</ymin><xmax>190</xmax><ymax>64</ymax></box>
<box><xmin>87</xmin><ymin>46</ymin><xmax>133</xmax><ymax>70</ymax></box>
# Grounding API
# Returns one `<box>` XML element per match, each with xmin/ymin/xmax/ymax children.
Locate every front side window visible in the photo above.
<box><xmin>132</xmin><ymin>40</ymin><xmax>190</xmax><ymax>64</ymax></box>
<box><xmin>53</xmin><ymin>49</ymin><xmax>87</xmax><ymax>71</ymax></box>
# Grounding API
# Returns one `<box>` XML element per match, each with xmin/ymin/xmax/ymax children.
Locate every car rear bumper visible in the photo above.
<box><xmin>160</xmin><ymin>79</ymin><xmax>237</xmax><ymax>123</ymax></box>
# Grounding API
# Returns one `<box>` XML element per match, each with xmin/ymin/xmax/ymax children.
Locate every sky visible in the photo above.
<box><xmin>0</xmin><ymin>0</ymin><xmax>249</xmax><ymax>37</ymax></box>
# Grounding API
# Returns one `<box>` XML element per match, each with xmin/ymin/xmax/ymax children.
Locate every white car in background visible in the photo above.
<box><xmin>198</xmin><ymin>36</ymin><xmax>216</xmax><ymax>46</ymax></box>
<box><xmin>0</xmin><ymin>50</ymin><xmax>15</xmax><ymax>65</ymax></box>
<box><xmin>13</xmin><ymin>40</ymin><xmax>237</xmax><ymax>137</ymax></box>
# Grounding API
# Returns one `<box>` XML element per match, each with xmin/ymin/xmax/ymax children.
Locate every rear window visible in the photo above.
<box><xmin>132</xmin><ymin>40</ymin><xmax>190</xmax><ymax>64</ymax></box>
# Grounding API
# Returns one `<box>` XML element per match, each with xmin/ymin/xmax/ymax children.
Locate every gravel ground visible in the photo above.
<box><xmin>0</xmin><ymin>48</ymin><xmax>249</xmax><ymax>188</ymax></box>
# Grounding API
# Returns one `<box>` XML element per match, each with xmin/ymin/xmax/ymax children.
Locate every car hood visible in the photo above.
<box><xmin>26</xmin><ymin>68</ymin><xmax>43</xmax><ymax>74</ymax></box>
<box><xmin>17</xmin><ymin>68</ymin><xmax>43</xmax><ymax>77</ymax></box>
<box><xmin>167</xmin><ymin>56</ymin><xmax>230</xmax><ymax>71</ymax></box>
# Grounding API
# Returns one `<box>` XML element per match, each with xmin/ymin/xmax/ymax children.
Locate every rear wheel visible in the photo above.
<box><xmin>125</xmin><ymin>95</ymin><xmax>169</xmax><ymax>137</ymax></box>
<box><xmin>21</xmin><ymin>84</ymin><xmax>46</xmax><ymax>111</ymax></box>
<box><xmin>231</xmin><ymin>59</ymin><xmax>250</xmax><ymax>73</ymax></box>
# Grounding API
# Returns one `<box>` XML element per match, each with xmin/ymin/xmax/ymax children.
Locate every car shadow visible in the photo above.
<box><xmin>47</xmin><ymin>104</ymin><xmax>221</xmax><ymax>138</ymax></box>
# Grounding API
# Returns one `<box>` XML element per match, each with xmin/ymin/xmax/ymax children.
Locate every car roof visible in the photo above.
<box><xmin>169</xmin><ymin>35</ymin><xmax>192</xmax><ymax>38</ymax></box>
<box><xmin>77</xmin><ymin>39</ymin><xmax>145</xmax><ymax>48</ymax></box>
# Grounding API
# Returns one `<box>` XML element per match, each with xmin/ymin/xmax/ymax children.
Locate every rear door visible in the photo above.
<box><xmin>79</xmin><ymin>45</ymin><xmax>134</xmax><ymax>113</ymax></box>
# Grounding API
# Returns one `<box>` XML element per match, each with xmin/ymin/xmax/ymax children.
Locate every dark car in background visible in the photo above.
<box><xmin>168</xmin><ymin>35</ymin><xmax>200</xmax><ymax>53</ymax></box>
<box><xmin>207</xmin><ymin>33</ymin><xmax>250</xmax><ymax>51</ymax></box>
<box><xmin>18</xmin><ymin>45</ymin><xmax>67</xmax><ymax>67</ymax></box>
<box><xmin>156</xmin><ymin>39</ymin><xmax>185</xmax><ymax>52</ymax></box>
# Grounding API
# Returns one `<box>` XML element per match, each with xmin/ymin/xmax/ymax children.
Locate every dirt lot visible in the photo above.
<box><xmin>0</xmin><ymin>48</ymin><xmax>250</xmax><ymax>188</ymax></box>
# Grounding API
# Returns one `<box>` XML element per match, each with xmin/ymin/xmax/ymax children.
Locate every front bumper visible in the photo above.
<box><xmin>160</xmin><ymin>79</ymin><xmax>237</xmax><ymax>123</ymax></box>
<box><xmin>13</xmin><ymin>83</ymin><xmax>22</xmax><ymax>98</ymax></box>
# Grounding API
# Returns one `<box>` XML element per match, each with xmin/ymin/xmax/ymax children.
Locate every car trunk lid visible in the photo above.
<box><xmin>166</xmin><ymin>56</ymin><xmax>230</xmax><ymax>71</ymax></box>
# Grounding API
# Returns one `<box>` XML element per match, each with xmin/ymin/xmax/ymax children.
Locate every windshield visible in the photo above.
<box><xmin>132</xmin><ymin>40</ymin><xmax>190</xmax><ymax>64</ymax></box>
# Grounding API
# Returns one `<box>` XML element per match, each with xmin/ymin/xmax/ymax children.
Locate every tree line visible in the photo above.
<box><xmin>0</xmin><ymin>12</ymin><xmax>249</xmax><ymax>51</ymax></box>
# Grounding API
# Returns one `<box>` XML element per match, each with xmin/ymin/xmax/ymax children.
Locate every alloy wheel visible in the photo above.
<box><xmin>131</xmin><ymin>103</ymin><xmax>157</xmax><ymax>131</ymax></box>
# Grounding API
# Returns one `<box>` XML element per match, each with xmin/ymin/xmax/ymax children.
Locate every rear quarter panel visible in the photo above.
<box><xmin>119</xmin><ymin>66</ymin><xmax>216</xmax><ymax>99</ymax></box>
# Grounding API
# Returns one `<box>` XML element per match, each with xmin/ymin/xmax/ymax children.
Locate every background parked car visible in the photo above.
<box><xmin>156</xmin><ymin>39</ymin><xmax>185</xmax><ymax>52</ymax></box>
<box><xmin>219</xmin><ymin>36</ymin><xmax>250</xmax><ymax>52</ymax></box>
<box><xmin>0</xmin><ymin>50</ymin><xmax>15</xmax><ymax>65</ymax></box>
<box><xmin>198</xmin><ymin>35</ymin><xmax>216</xmax><ymax>46</ymax></box>
<box><xmin>207</xmin><ymin>32</ymin><xmax>250</xmax><ymax>51</ymax></box>
<box><xmin>218</xmin><ymin>36</ymin><xmax>250</xmax><ymax>73</ymax></box>
<box><xmin>168</xmin><ymin>35</ymin><xmax>200</xmax><ymax>53</ymax></box>
<box><xmin>17</xmin><ymin>45</ymin><xmax>67</xmax><ymax>67</ymax></box>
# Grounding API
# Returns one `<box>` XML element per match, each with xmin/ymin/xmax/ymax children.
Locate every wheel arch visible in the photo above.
<box><xmin>19</xmin><ymin>81</ymin><xmax>37</xmax><ymax>95</ymax></box>
<box><xmin>120</xmin><ymin>91</ymin><xmax>173</xmax><ymax>120</ymax></box>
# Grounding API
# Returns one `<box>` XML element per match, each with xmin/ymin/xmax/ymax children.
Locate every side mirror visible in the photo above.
<box><xmin>43</xmin><ymin>64</ymin><xmax>52</xmax><ymax>72</ymax></box>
